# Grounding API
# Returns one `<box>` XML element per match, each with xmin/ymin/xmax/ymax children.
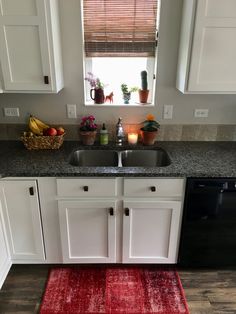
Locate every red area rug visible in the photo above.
<box><xmin>40</xmin><ymin>267</ymin><xmax>189</xmax><ymax>314</ymax></box>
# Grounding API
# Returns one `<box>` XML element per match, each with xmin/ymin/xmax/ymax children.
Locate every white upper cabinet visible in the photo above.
<box><xmin>0</xmin><ymin>0</ymin><xmax>63</xmax><ymax>93</ymax></box>
<box><xmin>176</xmin><ymin>0</ymin><xmax>236</xmax><ymax>93</ymax></box>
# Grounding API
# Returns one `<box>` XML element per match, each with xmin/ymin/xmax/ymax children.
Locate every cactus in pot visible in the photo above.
<box><xmin>139</xmin><ymin>70</ymin><xmax>149</xmax><ymax>104</ymax></box>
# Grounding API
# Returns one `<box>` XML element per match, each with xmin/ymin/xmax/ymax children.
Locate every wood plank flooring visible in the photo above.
<box><xmin>0</xmin><ymin>265</ymin><xmax>236</xmax><ymax>313</ymax></box>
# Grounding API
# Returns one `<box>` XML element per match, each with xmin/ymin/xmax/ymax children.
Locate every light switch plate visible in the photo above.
<box><xmin>163</xmin><ymin>105</ymin><xmax>173</xmax><ymax>119</ymax></box>
<box><xmin>67</xmin><ymin>104</ymin><xmax>77</xmax><ymax>119</ymax></box>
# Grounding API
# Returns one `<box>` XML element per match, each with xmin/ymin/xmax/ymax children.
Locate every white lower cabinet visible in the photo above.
<box><xmin>57</xmin><ymin>177</ymin><xmax>185</xmax><ymax>264</ymax></box>
<box><xmin>0</xmin><ymin>180</ymin><xmax>45</xmax><ymax>262</ymax></box>
<box><xmin>0</xmin><ymin>196</ymin><xmax>11</xmax><ymax>288</ymax></box>
<box><xmin>122</xmin><ymin>201</ymin><xmax>182</xmax><ymax>263</ymax></box>
<box><xmin>0</xmin><ymin>177</ymin><xmax>184</xmax><ymax>271</ymax></box>
<box><xmin>58</xmin><ymin>200</ymin><xmax>116</xmax><ymax>263</ymax></box>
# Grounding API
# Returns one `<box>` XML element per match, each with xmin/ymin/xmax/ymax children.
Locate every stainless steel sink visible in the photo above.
<box><xmin>121</xmin><ymin>149</ymin><xmax>171</xmax><ymax>167</ymax></box>
<box><xmin>69</xmin><ymin>150</ymin><xmax>119</xmax><ymax>167</ymax></box>
<box><xmin>69</xmin><ymin>149</ymin><xmax>171</xmax><ymax>167</ymax></box>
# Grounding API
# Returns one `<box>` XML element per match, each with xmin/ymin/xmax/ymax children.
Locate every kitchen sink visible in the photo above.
<box><xmin>121</xmin><ymin>149</ymin><xmax>171</xmax><ymax>167</ymax></box>
<box><xmin>69</xmin><ymin>150</ymin><xmax>119</xmax><ymax>167</ymax></box>
<box><xmin>69</xmin><ymin>149</ymin><xmax>171</xmax><ymax>167</ymax></box>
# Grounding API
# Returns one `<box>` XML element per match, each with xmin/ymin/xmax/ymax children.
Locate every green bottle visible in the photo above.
<box><xmin>100</xmin><ymin>123</ymin><xmax>108</xmax><ymax>145</ymax></box>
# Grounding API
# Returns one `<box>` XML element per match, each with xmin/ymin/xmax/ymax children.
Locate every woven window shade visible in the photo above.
<box><xmin>83</xmin><ymin>0</ymin><xmax>158</xmax><ymax>57</ymax></box>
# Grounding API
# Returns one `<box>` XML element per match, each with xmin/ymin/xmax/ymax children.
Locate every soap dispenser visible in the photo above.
<box><xmin>100</xmin><ymin>123</ymin><xmax>109</xmax><ymax>145</ymax></box>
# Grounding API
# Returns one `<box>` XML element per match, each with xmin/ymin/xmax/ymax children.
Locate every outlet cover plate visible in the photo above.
<box><xmin>4</xmin><ymin>107</ymin><xmax>20</xmax><ymax>117</ymax></box>
<box><xmin>194</xmin><ymin>109</ymin><xmax>209</xmax><ymax>118</ymax></box>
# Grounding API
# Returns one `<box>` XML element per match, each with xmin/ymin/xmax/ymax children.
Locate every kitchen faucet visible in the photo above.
<box><xmin>116</xmin><ymin>117</ymin><xmax>124</xmax><ymax>145</ymax></box>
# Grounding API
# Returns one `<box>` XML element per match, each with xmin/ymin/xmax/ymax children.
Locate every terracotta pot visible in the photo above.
<box><xmin>140</xmin><ymin>128</ymin><xmax>158</xmax><ymax>145</ymax></box>
<box><xmin>90</xmin><ymin>88</ymin><xmax>105</xmax><ymax>104</ymax></box>
<box><xmin>80</xmin><ymin>130</ymin><xmax>97</xmax><ymax>145</ymax></box>
<box><xmin>139</xmin><ymin>89</ymin><xmax>149</xmax><ymax>103</ymax></box>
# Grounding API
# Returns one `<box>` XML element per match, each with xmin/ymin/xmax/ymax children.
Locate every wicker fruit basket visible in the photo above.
<box><xmin>21</xmin><ymin>134</ymin><xmax>65</xmax><ymax>150</ymax></box>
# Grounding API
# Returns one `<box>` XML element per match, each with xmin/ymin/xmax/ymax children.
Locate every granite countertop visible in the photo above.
<box><xmin>0</xmin><ymin>140</ymin><xmax>235</xmax><ymax>177</ymax></box>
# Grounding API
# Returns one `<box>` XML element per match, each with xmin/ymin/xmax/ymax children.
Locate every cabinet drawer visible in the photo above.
<box><xmin>124</xmin><ymin>178</ymin><xmax>184</xmax><ymax>197</ymax></box>
<box><xmin>57</xmin><ymin>178</ymin><xmax>117</xmax><ymax>197</ymax></box>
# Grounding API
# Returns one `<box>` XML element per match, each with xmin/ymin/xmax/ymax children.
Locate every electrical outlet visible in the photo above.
<box><xmin>163</xmin><ymin>105</ymin><xmax>173</xmax><ymax>119</ymax></box>
<box><xmin>4</xmin><ymin>107</ymin><xmax>20</xmax><ymax>117</ymax></box>
<box><xmin>67</xmin><ymin>104</ymin><xmax>77</xmax><ymax>119</ymax></box>
<box><xmin>194</xmin><ymin>109</ymin><xmax>209</xmax><ymax>118</ymax></box>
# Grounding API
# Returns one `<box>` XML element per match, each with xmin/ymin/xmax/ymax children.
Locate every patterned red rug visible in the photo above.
<box><xmin>40</xmin><ymin>267</ymin><xmax>189</xmax><ymax>314</ymax></box>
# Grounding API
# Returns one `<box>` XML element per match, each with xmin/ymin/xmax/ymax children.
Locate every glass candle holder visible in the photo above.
<box><xmin>128</xmin><ymin>133</ymin><xmax>138</xmax><ymax>145</ymax></box>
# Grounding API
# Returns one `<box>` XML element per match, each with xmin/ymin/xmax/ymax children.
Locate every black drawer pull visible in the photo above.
<box><xmin>44</xmin><ymin>75</ymin><xmax>49</xmax><ymax>84</ymax></box>
<box><xmin>83</xmin><ymin>186</ymin><xmax>89</xmax><ymax>192</ymax></box>
<box><xmin>109</xmin><ymin>207</ymin><xmax>114</xmax><ymax>216</ymax></box>
<box><xmin>29</xmin><ymin>187</ymin><xmax>34</xmax><ymax>195</ymax></box>
<box><xmin>150</xmin><ymin>186</ymin><xmax>156</xmax><ymax>192</ymax></box>
<box><xmin>124</xmin><ymin>208</ymin><xmax>130</xmax><ymax>216</ymax></box>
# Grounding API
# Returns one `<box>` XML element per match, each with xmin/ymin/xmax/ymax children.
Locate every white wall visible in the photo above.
<box><xmin>0</xmin><ymin>0</ymin><xmax>235</xmax><ymax>126</ymax></box>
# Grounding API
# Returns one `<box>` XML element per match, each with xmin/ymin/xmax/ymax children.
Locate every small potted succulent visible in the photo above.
<box><xmin>139</xmin><ymin>70</ymin><xmax>149</xmax><ymax>104</ymax></box>
<box><xmin>140</xmin><ymin>114</ymin><xmax>160</xmax><ymax>145</ymax></box>
<box><xmin>85</xmin><ymin>72</ymin><xmax>105</xmax><ymax>104</ymax></box>
<box><xmin>79</xmin><ymin>115</ymin><xmax>97</xmax><ymax>145</ymax></box>
<box><xmin>121</xmin><ymin>83</ymin><xmax>138</xmax><ymax>104</ymax></box>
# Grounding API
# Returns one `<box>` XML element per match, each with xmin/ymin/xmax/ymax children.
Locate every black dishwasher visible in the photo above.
<box><xmin>178</xmin><ymin>178</ymin><xmax>236</xmax><ymax>267</ymax></box>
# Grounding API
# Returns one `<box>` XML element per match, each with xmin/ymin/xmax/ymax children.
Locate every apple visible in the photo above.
<box><xmin>45</xmin><ymin>127</ymin><xmax>57</xmax><ymax>136</ymax></box>
<box><xmin>56</xmin><ymin>126</ymin><xmax>65</xmax><ymax>135</ymax></box>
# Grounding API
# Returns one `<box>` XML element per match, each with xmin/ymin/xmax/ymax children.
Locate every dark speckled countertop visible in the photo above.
<box><xmin>0</xmin><ymin>140</ymin><xmax>235</xmax><ymax>177</ymax></box>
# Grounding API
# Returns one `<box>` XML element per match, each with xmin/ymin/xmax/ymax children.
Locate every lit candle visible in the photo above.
<box><xmin>128</xmin><ymin>133</ymin><xmax>138</xmax><ymax>145</ymax></box>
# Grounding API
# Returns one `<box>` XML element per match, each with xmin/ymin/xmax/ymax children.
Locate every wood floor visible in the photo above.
<box><xmin>0</xmin><ymin>265</ymin><xmax>236</xmax><ymax>313</ymax></box>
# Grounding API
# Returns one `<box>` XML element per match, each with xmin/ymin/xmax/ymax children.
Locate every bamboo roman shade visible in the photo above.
<box><xmin>83</xmin><ymin>0</ymin><xmax>158</xmax><ymax>57</ymax></box>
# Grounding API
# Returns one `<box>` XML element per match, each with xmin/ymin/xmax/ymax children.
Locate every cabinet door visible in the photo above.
<box><xmin>123</xmin><ymin>201</ymin><xmax>182</xmax><ymax>263</ymax></box>
<box><xmin>0</xmin><ymin>0</ymin><xmax>59</xmax><ymax>91</ymax></box>
<box><xmin>0</xmin><ymin>180</ymin><xmax>45</xmax><ymax>262</ymax></box>
<box><xmin>0</xmin><ymin>197</ymin><xmax>11</xmax><ymax>289</ymax></box>
<box><xmin>58</xmin><ymin>201</ymin><xmax>116</xmax><ymax>263</ymax></box>
<box><xmin>188</xmin><ymin>0</ymin><xmax>236</xmax><ymax>92</ymax></box>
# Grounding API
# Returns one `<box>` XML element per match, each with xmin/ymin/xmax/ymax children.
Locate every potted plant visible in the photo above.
<box><xmin>140</xmin><ymin>114</ymin><xmax>160</xmax><ymax>145</ymax></box>
<box><xmin>85</xmin><ymin>72</ymin><xmax>105</xmax><ymax>104</ymax></box>
<box><xmin>121</xmin><ymin>84</ymin><xmax>138</xmax><ymax>104</ymax></box>
<box><xmin>79</xmin><ymin>115</ymin><xmax>97</xmax><ymax>145</ymax></box>
<box><xmin>139</xmin><ymin>70</ymin><xmax>149</xmax><ymax>104</ymax></box>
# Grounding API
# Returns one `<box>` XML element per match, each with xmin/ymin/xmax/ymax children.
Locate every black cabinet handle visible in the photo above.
<box><xmin>44</xmin><ymin>75</ymin><xmax>49</xmax><ymax>84</ymax></box>
<box><xmin>150</xmin><ymin>186</ymin><xmax>156</xmax><ymax>192</ymax></box>
<box><xmin>109</xmin><ymin>207</ymin><xmax>114</xmax><ymax>216</ymax></box>
<box><xmin>29</xmin><ymin>187</ymin><xmax>34</xmax><ymax>195</ymax></box>
<box><xmin>124</xmin><ymin>208</ymin><xmax>129</xmax><ymax>216</ymax></box>
<box><xmin>83</xmin><ymin>186</ymin><xmax>89</xmax><ymax>192</ymax></box>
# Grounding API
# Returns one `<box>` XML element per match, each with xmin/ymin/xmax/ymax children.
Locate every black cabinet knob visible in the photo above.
<box><xmin>150</xmin><ymin>186</ymin><xmax>156</xmax><ymax>192</ymax></box>
<box><xmin>83</xmin><ymin>186</ymin><xmax>89</xmax><ymax>192</ymax></box>
<box><xmin>124</xmin><ymin>208</ymin><xmax>130</xmax><ymax>216</ymax></box>
<box><xmin>29</xmin><ymin>187</ymin><xmax>34</xmax><ymax>195</ymax></box>
<box><xmin>109</xmin><ymin>207</ymin><xmax>114</xmax><ymax>216</ymax></box>
<box><xmin>44</xmin><ymin>75</ymin><xmax>49</xmax><ymax>84</ymax></box>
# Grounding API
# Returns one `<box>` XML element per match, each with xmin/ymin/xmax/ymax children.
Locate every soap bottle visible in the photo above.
<box><xmin>100</xmin><ymin>123</ymin><xmax>109</xmax><ymax>145</ymax></box>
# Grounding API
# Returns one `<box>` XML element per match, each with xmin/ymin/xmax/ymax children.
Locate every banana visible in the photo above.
<box><xmin>32</xmin><ymin>115</ymin><xmax>49</xmax><ymax>131</ymax></box>
<box><xmin>29</xmin><ymin>117</ymin><xmax>43</xmax><ymax>135</ymax></box>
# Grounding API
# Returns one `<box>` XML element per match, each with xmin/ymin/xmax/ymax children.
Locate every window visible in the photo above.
<box><xmin>82</xmin><ymin>0</ymin><xmax>159</xmax><ymax>105</ymax></box>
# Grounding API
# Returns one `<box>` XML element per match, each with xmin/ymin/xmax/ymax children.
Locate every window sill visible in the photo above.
<box><xmin>85</xmin><ymin>102</ymin><xmax>154</xmax><ymax>107</ymax></box>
